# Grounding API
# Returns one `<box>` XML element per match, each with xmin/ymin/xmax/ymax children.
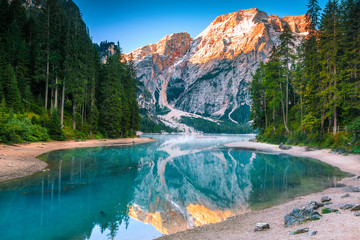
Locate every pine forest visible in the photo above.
<box><xmin>250</xmin><ymin>0</ymin><xmax>360</xmax><ymax>152</ymax></box>
<box><xmin>0</xmin><ymin>0</ymin><xmax>140</xmax><ymax>143</ymax></box>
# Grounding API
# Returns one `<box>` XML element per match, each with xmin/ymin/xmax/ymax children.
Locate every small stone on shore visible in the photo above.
<box><xmin>309</xmin><ymin>231</ymin><xmax>317</xmax><ymax>236</ymax></box>
<box><xmin>291</xmin><ymin>228</ymin><xmax>309</xmax><ymax>235</ymax></box>
<box><xmin>354</xmin><ymin>212</ymin><xmax>360</xmax><ymax>216</ymax></box>
<box><xmin>308</xmin><ymin>201</ymin><xmax>323</xmax><ymax>210</ymax></box>
<box><xmin>254</xmin><ymin>223</ymin><xmax>270</xmax><ymax>232</ymax></box>
<box><xmin>340</xmin><ymin>204</ymin><xmax>354</xmax><ymax>210</ymax></box>
<box><xmin>341</xmin><ymin>193</ymin><xmax>350</xmax><ymax>198</ymax></box>
<box><xmin>321</xmin><ymin>196</ymin><xmax>331</xmax><ymax>203</ymax></box>
<box><xmin>305</xmin><ymin>147</ymin><xmax>318</xmax><ymax>152</ymax></box>
<box><xmin>343</xmin><ymin>185</ymin><xmax>360</xmax><ymax>192</ymax></box>
<box><xmin>279</xmin><ymin>143</ymin><xmax>292</xmax><ymax>150</ymax></box>
<box><xmin>350</xmin><ymin>204</ymin><xmax>360</xmax><ymax>211</ymax></box>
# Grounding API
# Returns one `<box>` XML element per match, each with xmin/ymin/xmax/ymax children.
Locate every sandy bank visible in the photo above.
<box><xmin>0</xmin><ymin>137</ymin><xmax>156</xmax><ymax>183</ymax></box>
<box><xmin>226</xmin><ymin>142</ymin><xmax>360</xmax><ymax>176</ymax></box>
<box><xmin>158</xmin><ymin>141</ymin><xmax>360</xmax><ymax>240</ymax></box>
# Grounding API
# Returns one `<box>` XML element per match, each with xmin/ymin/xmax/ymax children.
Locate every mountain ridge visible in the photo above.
<box><xmin>123</xmin><ymin>8</ymin><xmax>309</xmax><ymax>132</ymax></box>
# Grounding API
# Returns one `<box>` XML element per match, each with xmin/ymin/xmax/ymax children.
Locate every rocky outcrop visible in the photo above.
<box><xmin>123</xmin><ymin>8</ymin><xmax>308</xmax><ymax>124</ymax></box>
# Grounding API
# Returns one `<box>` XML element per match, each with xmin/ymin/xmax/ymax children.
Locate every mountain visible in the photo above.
<box><xmin>123</xmin><ymin>8</ymin><xmax>308</xmax><ymax>132</ymax></box>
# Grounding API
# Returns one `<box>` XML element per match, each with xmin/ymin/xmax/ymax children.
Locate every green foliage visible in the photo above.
<box><xmin>47</xmin><ymin>111</ymin><xmax>65</xmax><ymax>141</ymax></box>
<box><xmin>0</xmin><ymin>114</ymin><xmax>49</xmax><ymax>143</ymax></box>
<box><xmin>321</xmin><ymin>208</ymin><xmax>338</xmax><ymax>214</ymax></box>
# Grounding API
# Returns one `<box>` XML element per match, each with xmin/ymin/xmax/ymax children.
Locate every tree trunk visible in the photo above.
<box><xmin>72</xmin><ymin>102</ymin><xmax>76</xmax><ymax>130</ymax></box>
<box><xmin>272</xmin><ymin>102</ymin><xmax>276</xmax><ymax>134</ymax></box>
<box><xmin>264</xmin><ymin>97</ymin><xmax>268</xmax><ymax>129</ymax></box>
<box><xmin>45</xmin><ymin>6</ymin><xmax>50</xmax><ymax>110</ymax></box>
<box><xmin>50</xmin><ymin>88</ymin><xmax>54</xmax><ymax>109</ymax></box>
<box><xmin>332</xmin><ymin>12</ymin><xmax>337</xmax><ymax>135</ymax></box>
<box><xmin>333</xmin><ymin>68</ymin><xmax>337</xmax><ymax>135</ymax></box>
<box><xmin>300</xmin><ymin>93</ymin><xmax>303</xmax><ymax>132</ymax></box>
<box><xmin>321</xmin><ymin>97</ymin><xmax>326</xmax><ymax>137</ymax></box>
<box><xmin>280</xmin><ymin>82</ymin><xmax>290</xmax><ymax>133</ymax></box>
<box><xmin>286</xmin><ymin>74</ymin><xmax>289</xmax><ymax>124</ymax></box>
<box><xmin>60</xmin><ymin>82</ymin><xmax>65</xmax><ymax>128</ymax></box>
<box><xmin>81</xmin><ymin>102</ymin><xmax>84</xmax><ymax>127</ymax></box>
<box><xmin>45</xmin><ymin>63</ymin><xmax>49</xmax><ymax>109</ymax></box>
<box><xmin>281</xmin><ymin>99</ymin><xmax>290</xmax><ymax>133</ymax></box>
<box><xmin>54</xmin><ymin>75</ymin><xmax>58</xmax><ymax>109</ymax></box>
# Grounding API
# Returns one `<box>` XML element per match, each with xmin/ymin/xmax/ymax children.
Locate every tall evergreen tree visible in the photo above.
<box><xmin>279</xmin><ymin>24</ymin><xmax>296</xmax><ymax>126</ymax></box>
<box><xmin>98</xmin><ymin>46</ymin><xmax>124</xmax><ymax>138</ymax></box>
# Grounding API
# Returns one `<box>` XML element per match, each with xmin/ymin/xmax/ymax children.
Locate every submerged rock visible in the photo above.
<box><xmin>284</xmin><ymin>208</ymin><xmax>321</xmax><ymax>227</ymax></box>
<box><xmin>340</xmin><ymin>204</ymin><xmax>354</xmax><ymax>210</ymax></box>
<box><xmin>279</xmin><ymin>143</ymin><xmax>292</xmax><ymax>150</ymax></box>
<box><xmin>254</xmin><ymin>223</ymin><xmax>270</xmax><ymax>231</ymax></box>
<box><xmin>321</xmin><ymin>196</ymin><xmax>331</xmax><ymax>203</ymax></box>
<box><xmin>291</xmin><ymin>228</ymin><xmax>309</xmax><ymax>235</ymax></box>
<box><xmin>351</xmin><ymin>204</ymin><xmax>360</xmax><ymax>211</ymax></box>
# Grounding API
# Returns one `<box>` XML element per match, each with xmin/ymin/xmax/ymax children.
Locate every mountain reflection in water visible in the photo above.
<box><xmin>0</xmin><ymin>134</ymin><xmax>347</xmax><ymax>240</ymax></box>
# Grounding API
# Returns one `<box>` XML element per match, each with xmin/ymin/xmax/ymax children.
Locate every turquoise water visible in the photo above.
<box><xmin>0</xmin><ymin>134</ymin><xmax>347</xmax><ymax>240</ymax></box>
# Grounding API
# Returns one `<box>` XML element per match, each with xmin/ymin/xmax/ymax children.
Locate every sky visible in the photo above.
<box><xmin>73</xmin><ymin>0</ymin><xmax>328</xmax><ymax>53</ymax></box>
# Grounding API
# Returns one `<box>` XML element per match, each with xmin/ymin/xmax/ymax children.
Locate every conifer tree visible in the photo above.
<box><xmin>4</xmin><ymin>64</ymin><xmax>22</xmax><ymax>111</ymax></box>
<box><xmin>250</xmin><ymin>62</ymin><xmax>266</xmax><ymax>133</ymax></box>
<box><xmin>98</xmin><ymin>46</ymin><xmax>124</xmax><ymax>138</ymax></box>
<box><xmin>319</xmin><ymin>0</ymin><xmax>341</xmax><ymax>134</ymax></box>
<box><xmin>279</xmin><ymin>24</ymin><xmax>296</xmax><ymax>125</ymax></box>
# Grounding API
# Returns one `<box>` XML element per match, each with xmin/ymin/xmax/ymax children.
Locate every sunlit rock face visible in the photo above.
<box><xmin>123</xmin><ymin>8</ymin><xmax>308</xmax><ymax>120</ymax></box>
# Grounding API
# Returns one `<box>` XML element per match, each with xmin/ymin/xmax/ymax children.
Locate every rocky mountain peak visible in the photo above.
<box><xmin>190</xmin><ymin>9</ymin><xmax>307</xmax><ymax>64</ymax></box>
<box><xmin>122</xmin><ymin>8</ymin><xmax>309</xmax><ymax>131</ymax></box>
<box><xmin>124</xmin><ymin>32</ymin><xmax>192</xmax><ymax>64</ymax></box>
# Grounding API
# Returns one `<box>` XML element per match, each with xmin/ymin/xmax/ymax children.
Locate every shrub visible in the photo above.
<box><xmin>0</xmin><ymin>117</ymin><xmax>49</xmax><ymax>143</ymax></box>
<box><xmin>47</xmin><ymin>111</ymin><xmax>65</xmax><ymax>141</ymax></box>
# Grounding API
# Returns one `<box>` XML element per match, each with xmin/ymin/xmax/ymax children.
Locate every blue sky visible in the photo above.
<box><xmin>73</xmin><ymin>0</ymin><xmax>328</xmax><ymax>53</ymax></box>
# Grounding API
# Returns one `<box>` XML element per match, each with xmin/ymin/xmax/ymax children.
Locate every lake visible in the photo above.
<box><xmin>0</xmin><ymin>134</ymin><xmax>347</xmax><ymax>240</ymax></box>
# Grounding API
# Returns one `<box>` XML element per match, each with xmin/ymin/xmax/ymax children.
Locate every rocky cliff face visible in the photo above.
<box><xmin>124</xmin><ymin>8</ymin><xmax>308</xmax><ymax>130</ymax></box>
